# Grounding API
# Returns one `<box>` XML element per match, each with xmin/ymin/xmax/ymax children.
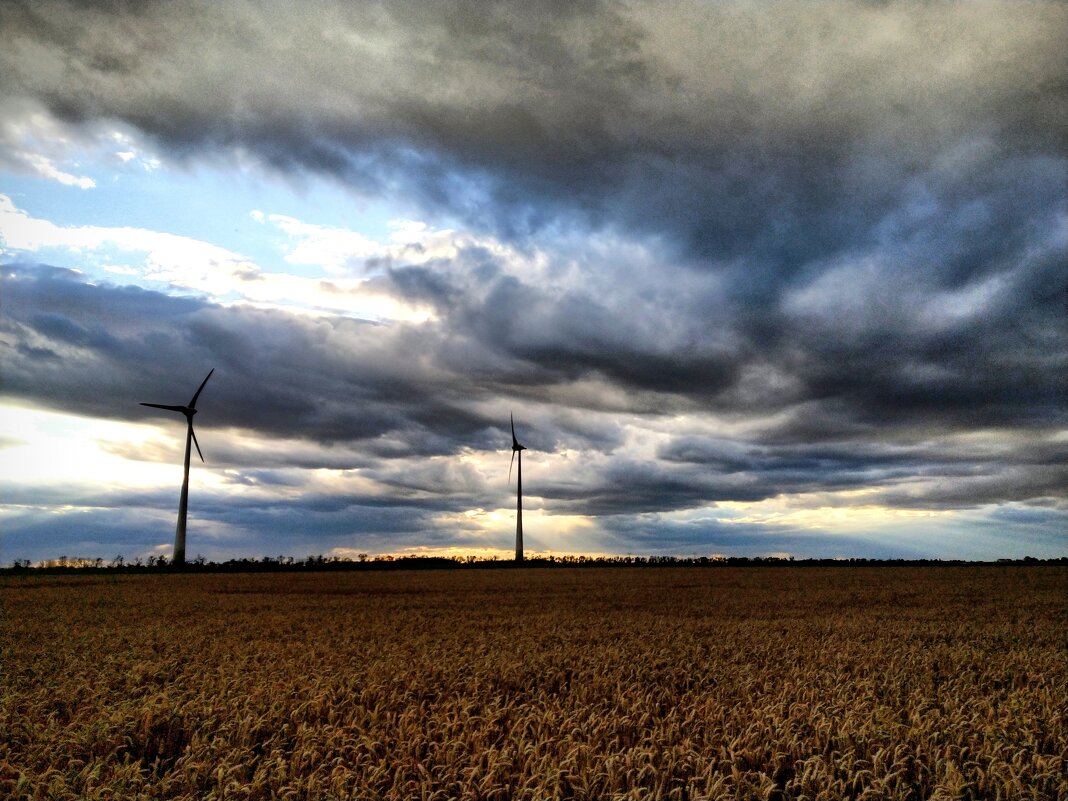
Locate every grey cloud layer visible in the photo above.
<box><xmin>0</xmin><ymin>1</ymin><xmax>1065</xmax><ymax>558</ymax></box>
<box><xmin>4</xmin><ymin>259</ymin><xmax>1063</xmax><ymax>522</ymax></box>
<box><xmin>1</xmin><ymin>1</ymin><xmax>1064</xmax><ymax>253</ymax></box>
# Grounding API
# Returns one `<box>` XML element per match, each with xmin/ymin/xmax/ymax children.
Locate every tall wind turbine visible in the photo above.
<box><xmin>509</xmin><ymin>413</ymin><xmax>526</xmax><ymax>563</ymax></box>
<box><xmin>140</xmin><ymin>369</ymin><xmax>214</xmax><ymax>566</ymax></box>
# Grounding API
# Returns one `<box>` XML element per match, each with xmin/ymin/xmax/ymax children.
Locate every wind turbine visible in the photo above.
<box><xmin>509</xmin><ymin>413</ymin><xmax>526</xmax><ymax>563</ymax></box>
<box><xmin>140</xmin><ymin>369</ymin><xmax>214</xmax><ymax>566</ymax></box>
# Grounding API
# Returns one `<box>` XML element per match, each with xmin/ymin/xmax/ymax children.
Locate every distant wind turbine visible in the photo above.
<box><xmin>140</xmin><ymin>369</ymin><xmax>214</xmax><ymax>566</ymax></box>
<box><xmin>509</xmin><ymin>413</ymin><xmax>527</xmax><ymax>563</ymax></box>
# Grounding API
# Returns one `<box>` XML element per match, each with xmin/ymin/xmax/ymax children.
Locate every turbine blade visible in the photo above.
<box><xmin>188</xmin><ymin>368</ymin><xmax>214</xmax><ymax>408</ymax></box>
<box><xmin>509</xmin><ymin>449</ymin><xmax>516</xmax><ymax>484</ymax></box>
<box><xmin>140</xmin><ymin>402</ymin><xmax>188</xmax><ymax>413</ymax></box>
<box><xmin>190</xmin><ymin>425</ymin><xmax>205</xmax><ymax>462</ymax></box>
<box><xmin>511</xmin><ymin>412</ymin><xmax>522</xmax><ymax>450</ymax></box>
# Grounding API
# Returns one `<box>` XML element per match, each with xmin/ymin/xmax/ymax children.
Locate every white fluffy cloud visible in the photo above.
<box><xmin>0</xmin><ymin>194</ymin><xmax>439</xmax><ymax>321</ymax></box>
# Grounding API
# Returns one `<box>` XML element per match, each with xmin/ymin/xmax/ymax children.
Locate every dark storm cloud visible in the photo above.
<box><xmin>386</xmin><ymin>216</ymin><xmax>1064</xmax><ymax>434</ymax></box>
<box><xmin>764</xmin><ymin>250</ymin><xmax>1065</xmax><ymax>433</ymax></box>
<box><xmin>441</xmin><ymin>271</ymin><xmax>744</xmax><ymax>402</ymax></box>
<box><xmin>0</xmin><ymin>262</ymin><xmax>626</xmax><ymax>472</ymax></box>
<box><xmin>1</xmin><ymin>1</ymin><xmax>1063</xmax><ymax>257</ymax></box>
<box><xmin>4</xmin><ymin>244</ymin><xmax>1064</xmax><ymax>520</ymax></box>
<box><xmin>1</xmin><ymin>2</ymin><xmax>1065</xmax><ymax>559</ymax></box>
<box><xmin>574</xmin><ymin>438</ymin><xmax>887</xmax><ymax>512</ymax></box>
<box><xmin>0</xmin><ymin>263</ymin><xmax>503</xmax><ymax>455</ymax></box>
<box><xmin>2</xmin><ymin>0</ymin><xmax>1063</xmax><ymax>427</ymax></box>
<box><xmin>873</xmin><ymin>467</ymin><xmax>1068</xmax><ymax>512</ymax></box>
<box><xmin>658</xmin><ymin>432</ymin><xmax>1068</xmax><ymax>513</ymax></box>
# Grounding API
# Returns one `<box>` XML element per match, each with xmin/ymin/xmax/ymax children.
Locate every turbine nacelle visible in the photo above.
<box><xmin>140</xmin><ymin>402</ymin><xmax>196</xmax><ymax>417</ymax></box>
<box><xmin>140</xmin><ymin>369</ymin><xmax>213</xmax><ymax>462</ymax></box>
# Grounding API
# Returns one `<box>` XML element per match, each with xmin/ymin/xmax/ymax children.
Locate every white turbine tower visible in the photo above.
<box><xmin>140</xmin><ymin>369</ymin><xmax>214</xmax><ymax>566</ymax></box>
<box><xmin>509</xmin><ymin>413</ymin><xmax>527</xmax><ymax>563</ymax></box>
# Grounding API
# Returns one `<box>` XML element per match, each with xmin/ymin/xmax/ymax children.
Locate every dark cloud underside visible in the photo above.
<box><xmin>0</xmin><ymin>1</ymin><xmax>1065</xmax><ymax>559</ymax></box>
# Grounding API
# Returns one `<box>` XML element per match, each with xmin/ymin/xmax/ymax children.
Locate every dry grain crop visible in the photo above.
<box><xmin>1</xmin><ymin>566</ymin><xmax>1065</xmax><ymax>800</ymax></box>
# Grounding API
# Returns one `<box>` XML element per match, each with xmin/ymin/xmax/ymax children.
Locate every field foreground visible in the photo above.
<box><xmin>1</xmin><ymin>566</ymin><xmax>1065</xmax><ymax>800</ymax></box>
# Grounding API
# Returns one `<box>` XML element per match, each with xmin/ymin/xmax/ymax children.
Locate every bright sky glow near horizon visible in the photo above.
<box><xmin>1</xmin><ymin>1</ymin><xmax>1065</xmax><ymax>564</ymax></box>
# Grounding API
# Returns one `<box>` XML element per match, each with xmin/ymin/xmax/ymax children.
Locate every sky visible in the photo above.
<box><xmin>1</xmin><ymin>1</ymin><xmax>1065</xmax><ymax>564</ymax></box>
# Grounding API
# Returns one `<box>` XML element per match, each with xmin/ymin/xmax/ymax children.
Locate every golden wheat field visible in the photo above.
<box><xmin>1</xmin><ymin>566</ymin><xmax>1065</xmax><ymax>800</ymax></box>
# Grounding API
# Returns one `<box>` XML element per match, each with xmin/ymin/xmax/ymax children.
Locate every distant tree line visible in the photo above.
<box><xmin>2</xmin><ymin>553</ymin><xmax>1064</xmax><ymax>575</ymax></box>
